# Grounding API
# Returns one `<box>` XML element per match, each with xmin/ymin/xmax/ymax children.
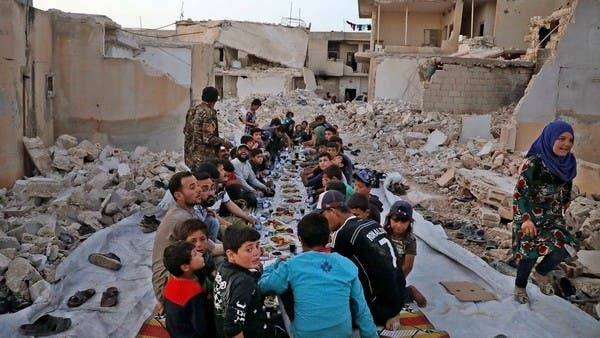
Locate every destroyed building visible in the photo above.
<box><xmin>307</xmin><ymin>31</ymin><xmax>371</xmax><ymax>101</ymax></box>
<box><xmin>174</xmin><ymin>19</ymin><xmax>309</xmax><ymax>99</ymax></box>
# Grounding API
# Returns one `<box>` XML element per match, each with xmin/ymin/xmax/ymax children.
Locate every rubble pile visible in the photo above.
<box><xmin>0</xmin><ymin>136</ymin><xmax>183</xmax><ymax>312</ymax></box>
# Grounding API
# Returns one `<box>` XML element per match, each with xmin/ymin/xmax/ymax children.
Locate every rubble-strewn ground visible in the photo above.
<box><xmin>1</xmin><ymin>90</ymin><xmax>598</xmax><ymax>318</ymax></box>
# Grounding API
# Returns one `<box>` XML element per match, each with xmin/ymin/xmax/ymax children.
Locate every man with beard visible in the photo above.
<box><xmin>231</xmin><ymin>144</ymin><xmax>274</xmax><ymax>196</ymax></box>
<box><xmin>152</xmin><ymin>171</ymin><xmax>224</xmax><ymax>312</ymax></box>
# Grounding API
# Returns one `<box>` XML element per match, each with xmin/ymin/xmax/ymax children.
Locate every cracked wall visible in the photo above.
<box><xmin>51</xmin><ymin>14</ymin><xmax>190</xmax><ymax>153</ymax></box>
<box><xmin>422</xmin><ymin>57</ymin><xmax>533</xmax><ymax>113</ymax></box>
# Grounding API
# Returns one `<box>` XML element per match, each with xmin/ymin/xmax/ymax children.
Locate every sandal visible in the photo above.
<box><xmin>88</xmin><ymin>252</ymin><xmax>122</xmax><ymax>271</ymax></box>
<box><xmin>485</xmin><ymin>240</ymin><xmax>498</xmax><ymax>250</ymax></box>
<box><xmin>514</xmin><ymin>286</ymin><xmax>529</xmax><ymax>304</ymax></box>
<box><xmin>101</xmin><ymin>286</ymin><xmax>119</xmax><ymax>307</ymax></box>
<box><xmin>19</xmin><ymin>314</ymin><xmax>72</xmax><ymax>336</ymax></box>
<box><xmin>531</xmin><ymin>271</ymin><xmax>555</xmax><ymax>296</ymax></box>
<box><xmin>140</xmin><ymin>215</ymin><xmax>160</xmax><ymax>233</ymax></box>
<box><xmin>467</xmin><ymin>229</ymin><xmax>487</xmax><ymax>244</ymax></box>
<box><xmin>455</xmin><ymin>224</ymin><xmax>476</xmax><ymax>240</ymax></box>
<box><xmin>67</xmin><ymin>288</ymin><xmax>96</xmax><ymax>308</ymax></box>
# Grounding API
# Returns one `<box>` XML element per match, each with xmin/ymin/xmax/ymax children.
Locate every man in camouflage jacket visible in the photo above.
<box><xmin>184</xmin><ymin>87</ymin><xmax>232</xmax><ymax>173</ymax></box>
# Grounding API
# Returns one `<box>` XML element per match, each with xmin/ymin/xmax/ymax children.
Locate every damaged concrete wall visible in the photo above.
<box><xmin>0</xmin><ymin>0</ymin><xmax>28</xmax><ymax>187</ymax></box>
<box><xmin>178</xmin><ymin>21</ymin><xmax>308</xmax><ymax>69</ymax></box>
<box><xmin>514</xmin><ymin>0</ymin><xmax>600</xmax><ymax>193</ymax></box>
<box><xmin>236</xmin><ymin>75</ymin><xmax>288</xmax><ymax>99</ymax></box>
<box><xmin>0</xmin><ymin>1</ymin><xmax>55</xmax><ymax>188</ymax></box>
<box><xmin>494</xmin><ymin>0</ymin><xmax>569</xmax><ymax>50</ymax></box>
<box><xmin>422</xmin><ymin>57</ymin><xmax>533</xmax><ymax>113</ymax></box>
<box><xmin>51</xmin><ymin>13</ymin><xmax>190</xmax><ymax>152</ymax></box>
<box><xmin>372</xmin><ymin>56</ymin><xmax>424</xmax><ymax>107</ymax></box>
<box><xmin>136</xmin><ymin>46</ymin><xmax>192</xmax><ymax>87</ymax></box>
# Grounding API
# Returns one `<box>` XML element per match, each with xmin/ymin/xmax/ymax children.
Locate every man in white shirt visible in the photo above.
<box><xmin>231</xmin><ymin>144</ymin><xmax>274</xmax><ymax>196</ymax></box>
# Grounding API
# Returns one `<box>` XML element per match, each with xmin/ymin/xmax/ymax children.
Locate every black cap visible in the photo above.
<box><xmin>313</xmin><ymin>190</ymin><xmax>346</xmax><ymax>213</ymax></box>
<box><xmin>389</xmin><ymin>200</ymin><xmax>413</xmax><ymax>221</ymax></box>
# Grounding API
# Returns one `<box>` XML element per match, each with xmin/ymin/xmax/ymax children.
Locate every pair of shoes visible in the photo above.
<box><xmin>140</xmin><ymin>215</ymin><xmax>160</xmax><ymax>233</ymax></box>
<box><xmin>20</xmin><ymin>314</ymin><xmax>71</xmax><ymax>336</ymax></box>
<box><xmin>514</xmin><ymin>286</ymin><xmax>529</xmax><ymax>304</ymax></box>
<box><xmin>531</xmin><ymin>271</ymin><xmax>555</xmax><ymax>295</ymax></box>
<box><xmin>88</xmin><ymin>252</ymin><xmax>122</xmax><ymax>271</ymax></box>
<box><xmin>67</xmin><ymin>289</ymin><xmax>96</xmax><ymax>307</ymax></box>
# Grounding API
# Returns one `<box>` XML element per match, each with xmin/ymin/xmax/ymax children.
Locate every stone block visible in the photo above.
<box><xmin>5</xmin><ymin>257</ymin><xmax>43</xmax><ymax>295</ymax></box>
<box><xmin>480</xmin><ymin>207</ymin><xmax>501</xmax><ymax>227</ymax></box>
<box><xmin>55</xmin><ymin>134</ymin><xmax>78</xmax><ymax>149</ymax></box>
<box><xmin>437</xmin><ymin>168</ymin><xmax>456</xmax><ymax>187</ymax></box>
<box><xmin>0</xmin><ymin>252</ymin><xmax>10</xmax><ymax>273</ymax></box>
<box><xmin>29</xmin><ymin>279</ymin><xmax>51</xmax><ymax>302</ymax></box>
<box><xmin>117</xmin><ymin>163</ymin><xmax>133</xmax><ymax>183</ymax></box>
<box><xmin>498</xmin><ymin>205</ymin><xmax>514</xmax><ymax>220</ymax></box>
<box><xmin>26</xmin><ymin>177</ymin><xmax>60</xmax><ymax>198</ymax></box>
<box><xmin>0</xmin><ymin>235</ymin><xmax>21</xmax><ymax>250</ymax></box>
<box><xmin>23</xmin><ymin>137</ymin><xmax>52</xmax><ymax>174</ymax></box>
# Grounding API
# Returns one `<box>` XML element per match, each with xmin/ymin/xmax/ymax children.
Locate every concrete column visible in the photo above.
<box><xmin>404</xmin><ymin>5</ymin><xmax>408</xmax><ymax>45</ymax></box>
<box><xmin>190</xmin><ymin>43</ymin><xmax>214</xmax><ymax>105</ymax></box>
<box><xmin>377</xmin><ymin>4</ymin><xmax>381</xmax><ymax>47</ymax></box>
<box><xmin>370</xmin><ymin>8</ymin><xmax>377</xmax><ymax>51</ymax></box>
<box><xmin>470</xmin><ymin>0</ymin><xmax>474</xmax><ymax>38</ymax></box>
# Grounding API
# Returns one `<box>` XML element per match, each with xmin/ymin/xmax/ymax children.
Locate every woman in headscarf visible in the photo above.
<box><xmin>512</xmin><ymin>120</ymin><xmax>578</xmax><ymax>304</ymax></box>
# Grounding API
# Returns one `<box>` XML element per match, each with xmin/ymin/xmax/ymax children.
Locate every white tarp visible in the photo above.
<box><xmin>1</xmin><ymin>183</ymin><xmax>599</xmax><ymax>337</ymax></box>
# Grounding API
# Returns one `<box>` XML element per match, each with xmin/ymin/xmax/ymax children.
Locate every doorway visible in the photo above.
<box><xmin>344</xmin><ymin>88</ymin><xmax>357</xmax><ymax>102</ymax></box>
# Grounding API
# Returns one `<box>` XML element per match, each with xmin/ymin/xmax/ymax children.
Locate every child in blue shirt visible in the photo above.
<box><xmin>258</xmin><ymin>213</ymin><xmax>378</xmax><ymax>338</ymax></box>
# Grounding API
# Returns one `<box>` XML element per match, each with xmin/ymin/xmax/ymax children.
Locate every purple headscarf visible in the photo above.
<box><xmin>526</xmin><ymin>120</ymin><xmax>577</xmax><ymax>182</ymax></box>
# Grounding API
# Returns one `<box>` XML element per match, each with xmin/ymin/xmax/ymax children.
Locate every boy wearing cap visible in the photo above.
<box><xmin>383</xmin><ymin>201</ymin><xmax>427</xmax><ymax>307</ymax></box>
<box><xmin>353</xmin><ymin>169</ymin><xmax>384</xmax><ymax>224</ymax></box>
<box><xmin>316</xmin><ymin>190</ymin><xmax>407</xmax><ymax>330</ymax></box>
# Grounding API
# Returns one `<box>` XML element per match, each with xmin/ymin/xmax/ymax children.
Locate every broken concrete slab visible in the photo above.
<box><xmin>480</xmin><ymin>207</ymin><xmax>501</xmax><ymax>227</ymax></box>
<box><xmin>117</xmin><ymin>163</ymin><xmax>133</xmax><ymax>183</ymax></box>
<box><xmin>437</xmin><ymin>168</ymin><xmax>456</xmax><ymax>187</ymax></box>
<box><xmin>302</xmin><ymin>67</ymin><xmax>317</xmax><ymax>91</ymax></box>
<box><xmin>23</xmin><ymin>137</ymin><xmax>52</xmax><ymax>174</ymax></box>
<box><xmin>422</xmin><ymin>130</ymin><xmax>448</xmax><ymax>153</ymax></box>
<box><xmin>26</xmin><ymin>177</ymin><xmax>61</xmax><ymax>198</ymax></box>
<box><xmin>5</xmin><ymin>257</ymin><xmax>43</xmax><ymax>295</ymax></box>
<box><xmin>577</xmin><ymin>250</ymin><xmax>600</xmax><ymax>276</ymax></box>
<box><xmin>460</xmin><ymin>115</ymin><xmax>492</xmax><ymax>143</ymax></box>
<box><xmin>455</xmin><ymin>168</ymin><xmax>516</xmax><ymax>209</ymax></box>
<box><xmin>55</xmin><ymin>134</ymin><xmax>79</xmax><ymax>150</ymax></box>
<box><xmin>0</xmin><ymin>252</ymin><xmax>10</xmax><ymax>273</ymax></box>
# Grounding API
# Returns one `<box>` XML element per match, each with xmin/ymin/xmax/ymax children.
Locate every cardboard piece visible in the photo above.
<box><xmin>440</xmin><ymin>281</ymin><xmax>497</xmax><ymax>302</ymax></box>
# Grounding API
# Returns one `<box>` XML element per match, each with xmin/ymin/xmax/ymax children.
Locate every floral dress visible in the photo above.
<box><xmin>512</xmin><ymin>155</ymin><xmax>576</xmax><ymax>261</ymax></box>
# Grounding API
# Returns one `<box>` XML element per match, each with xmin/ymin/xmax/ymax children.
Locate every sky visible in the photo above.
<box><xmin>33</xmin><ymin>0</ymin><xmax>372</xmax><ymax>32</ymax></box>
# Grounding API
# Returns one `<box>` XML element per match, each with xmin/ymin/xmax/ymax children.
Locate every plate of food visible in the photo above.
<box><xmin>284</xmin><ymin>198</ymin><xmax>303</xmax><ymax>204</ymax></box>
<box><xmin>270</xmin><ymin>235</ymin><xmax>294</xmax><ymax>249</ymax></box>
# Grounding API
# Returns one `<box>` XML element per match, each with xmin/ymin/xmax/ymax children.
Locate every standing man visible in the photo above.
<box><xmin>316</xmin><ymin>190</ymin><xmax>406</xmax><ymax>329</ymax></box>
<box><xmin>240</xmin><ymin>98</ymin><xmax>261</xmax><ymax>134</ymax></box>
<box><xmin>184</xmin><ymin>86</ymin><xmax>232</xmax><ymax>173</ymax></box>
